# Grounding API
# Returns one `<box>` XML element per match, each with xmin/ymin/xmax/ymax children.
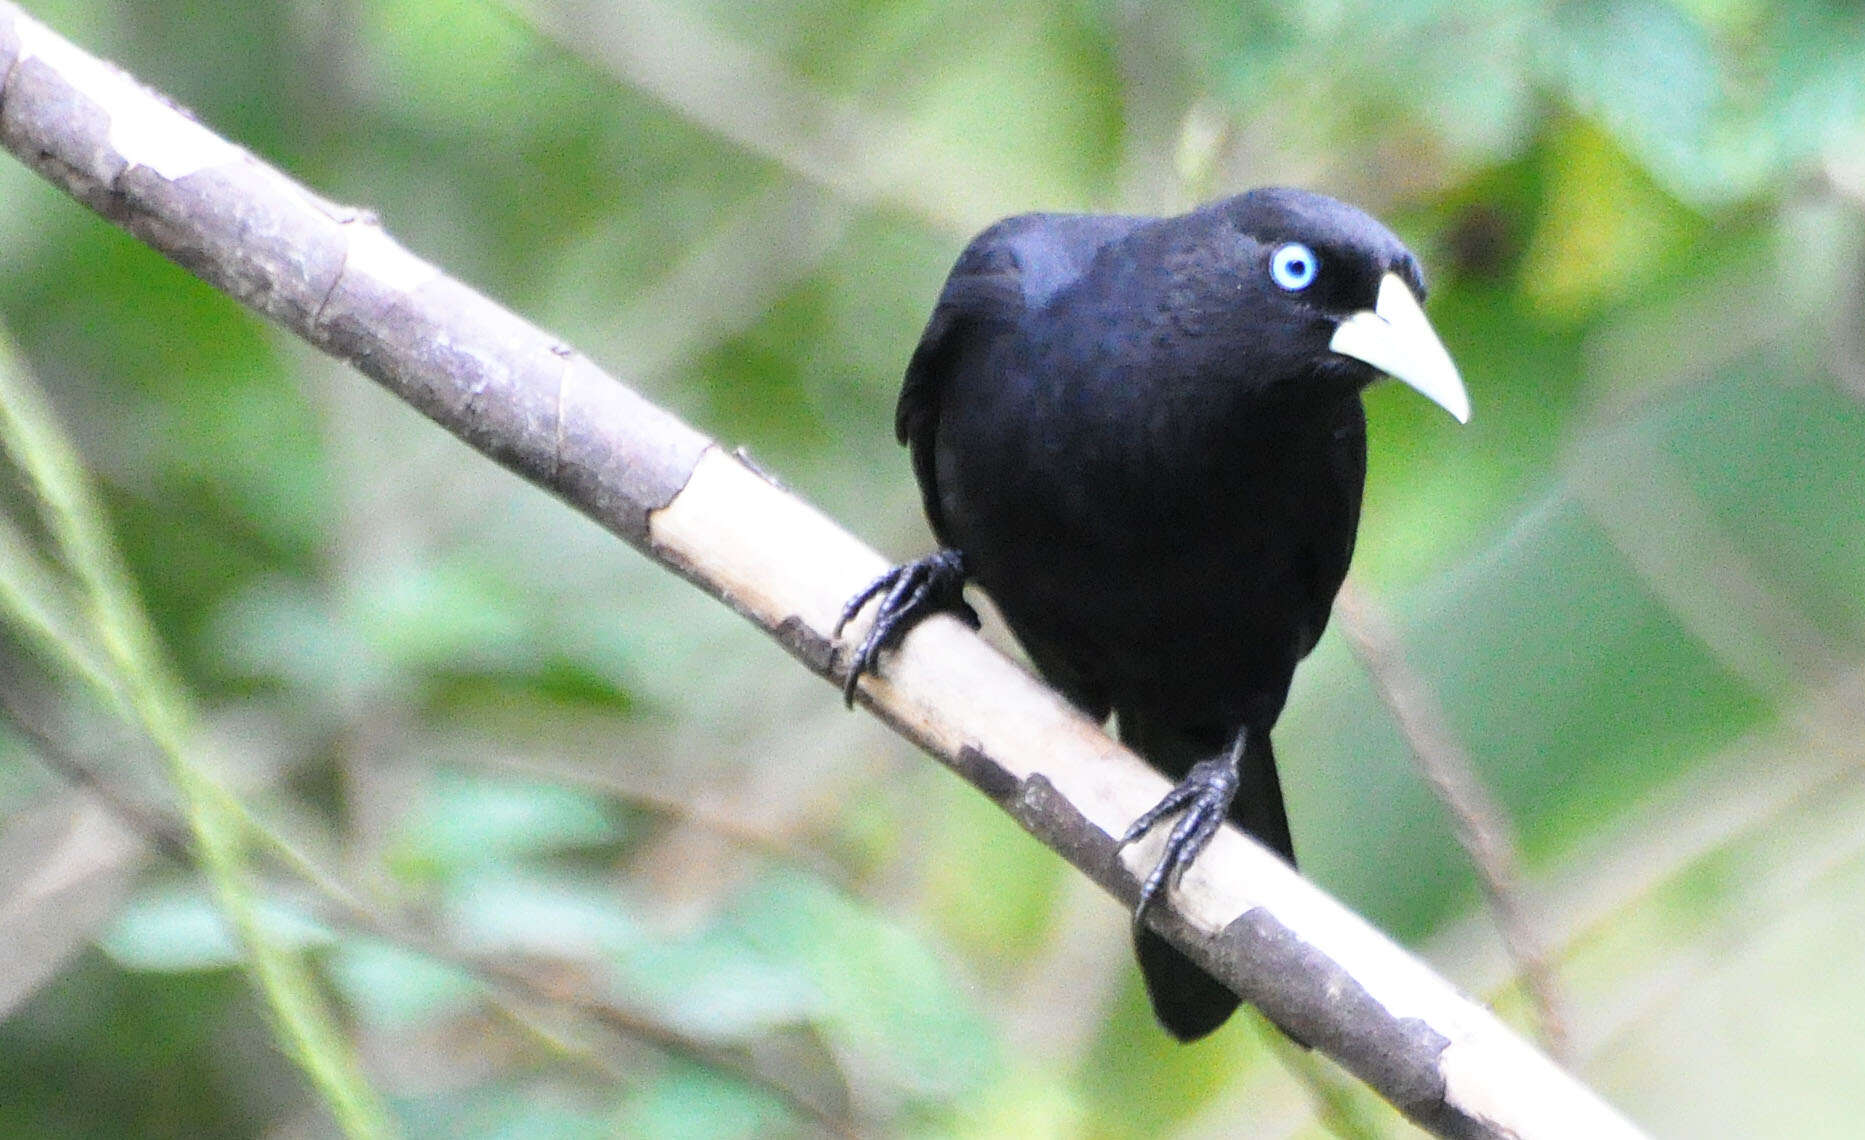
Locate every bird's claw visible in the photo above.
<box><xmin>1120</xmin><ymin>750</ymin><xmax>1243</xmax><ymax>930</ymax></box>
<box><xmin>834</xmin><ymin>549</ymin><xmax>976</xmax><ymax>708</ymax></box>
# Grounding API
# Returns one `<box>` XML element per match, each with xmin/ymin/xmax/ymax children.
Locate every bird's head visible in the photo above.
<box><xmin>1206</xmin><ymin>188</ymin><xmax>1470</xmax><ymax>424</ymax></box>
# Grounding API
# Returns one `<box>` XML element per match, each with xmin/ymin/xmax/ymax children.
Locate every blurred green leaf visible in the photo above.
<box><xmin>1544</xmin><ymin>0</ymin><xmax>1734</xmax><ymax>201</ymax></box>
<box><xmin>208</xmin><ymin>574</ymin><xmax>385</xmax><ymax>700</ymax></box>
<box><xmin>613</xmin><ymin>918</ymin><xmax>820</xmax><ymax>1043</ymax></box>
<box><xmin>918</xmin><ymin>771</ymin><xmax>1066</xmax><ymax>965</ymax></box>
<box><xmin>357</xmin><ymin>560</ymin><xmax>536</xmax><ymax>677</ymax></box>
<box><xmin>946</xmin><ymin>1065</ymin><xmax>1085</xmax><ymax>1140</ymax></box>
<box><xmin>1079</xmin><ymin>976</ymin><xmax>1260</xmax><ymax>1135</ymax></box>
<box><xmin>400</xmin><ymin>1082</ymin><xmax>626</xmax><ymax>1140</ymax></box>
<box><xmin>1293</xmin><ymin>488</ymin><xmax>1773</xmax><ymax>936</ymax></box>
<box><xmin>0</xmin><ymin>951</ymin><xmax>292</xmax><ymax>1139</ymax></box>
<box><xmin>1655</xmin><ymin>361</ymin><xmax>1865</xmax><ymax>646</ymax></box>
<box><xmin>98</xmin><ymin>883</ymin><xmax>333</xmax><ymax>973</ymax></box>
<box><xmin>1520</xmin><ymin>121</ymin><xmax>1700</xmax><ymax>316</ymax></box>
<box><xmin>393</xmin><ymin>769</ymin><xmax>621</xmax><ymax>881</ymax></box>
<box><xmin>617</xmin><ymin>1062</ymin><xmax>790</xmax><ymax>1140</ymax></box>
<box><xmin>731</xmin><ymin>870</ymin><xmax>999</xmax><ymax>1103</ymax></box>
<box><xmin>444</xmin><ymin>871</ymin><xmax>641</xmax><ymax>960</ymax></box>
<box><xmin>326</xmin><ymin>939</ymin><xmax>481</xmax><ymax>1030</ymax></box>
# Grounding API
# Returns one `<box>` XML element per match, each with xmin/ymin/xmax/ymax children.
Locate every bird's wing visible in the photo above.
<box><xmin>896</xmin><ymin>213</ymin><xmax>1149</xmax><ymax>541</ymax></box>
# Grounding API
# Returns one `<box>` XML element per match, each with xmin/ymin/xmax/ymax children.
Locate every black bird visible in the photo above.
<box><xmin>837</xmin><ymin>188</ymin><xmax>1468</xmax><ymax>1041</ymax></box>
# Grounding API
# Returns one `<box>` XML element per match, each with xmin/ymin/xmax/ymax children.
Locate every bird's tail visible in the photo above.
<box><xmin>1118</xmin><ymin>717</ymin><xmax>1292</xmax><ymax>1041</ymax></box>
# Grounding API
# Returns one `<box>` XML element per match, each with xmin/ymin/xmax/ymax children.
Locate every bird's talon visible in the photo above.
<box><xmin>834</xmin><ymin>576</ymin><xmax>889</xmax><ymax>640</ymax></box>
<box><xmin>833</xmin><ymin>550</ymin><xmax>971</xmax><ymax>708</ymax></box>
<box><xmin>1120</xmin><ymin>744</ymin><xmax>1246</xmax><ymax>923</ymax></box>
<box><xmin>1119</xmin><ymin>777</ymin><xmax>1207</xmax><ymax>847</ymax></box>
<box><xmin>955</xmin><ymin>600</ymin><xmax>982</xmax><ymax>631</ymax></box>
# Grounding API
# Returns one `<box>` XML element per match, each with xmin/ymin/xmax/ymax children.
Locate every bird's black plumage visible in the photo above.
<box><xmin>839</xmin><ymin>188</ymin><xmax>1465</xmax><ymax>1041</ymax></box>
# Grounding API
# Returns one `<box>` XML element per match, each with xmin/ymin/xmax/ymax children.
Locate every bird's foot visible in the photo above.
<box><xmin>1119</xmin><ymin>733</ymin><xmax>1247</xmax><ymax>930</ymax></box>
<box><xmin>834</xmin><ymin>549</ymin><xmax>977</xmax><ymax>707</ymax></box>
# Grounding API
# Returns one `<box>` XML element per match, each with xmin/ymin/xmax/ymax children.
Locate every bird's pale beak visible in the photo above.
<box><xmin>1329</xmin><ymin>273</ymin><xmax>1470</xmax><ymax>423</ymax></box>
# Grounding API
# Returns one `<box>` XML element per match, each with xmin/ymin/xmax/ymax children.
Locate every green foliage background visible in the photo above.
<box><xmin>3</xmin><ymin>0</ymin><xmax>1865</xmax><ymax>1135</ymax></box>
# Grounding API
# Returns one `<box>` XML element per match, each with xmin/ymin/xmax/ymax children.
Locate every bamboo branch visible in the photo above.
<box><xmin>0</xmin><ymin>6</ymin><xmax>1647</xmax><ymax>1136</ymax></box>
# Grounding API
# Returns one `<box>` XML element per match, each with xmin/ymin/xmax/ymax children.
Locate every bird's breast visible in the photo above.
<box><xmin>936</xmin><ymin>380</ymin><xmax>1363</xmax><ymax>721</ymax></box>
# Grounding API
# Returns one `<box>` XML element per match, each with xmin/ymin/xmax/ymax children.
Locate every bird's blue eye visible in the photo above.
<box><xmin>1269</xmin><ymin>243</ymin><xmax>1318</xmax><ymax>291</ymax></box>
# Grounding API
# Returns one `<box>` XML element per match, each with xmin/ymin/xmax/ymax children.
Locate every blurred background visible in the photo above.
<box><xmin>3</xmin><ymin>0</ymin><xmax>1864</xmax><ymax>1135</ymax></box>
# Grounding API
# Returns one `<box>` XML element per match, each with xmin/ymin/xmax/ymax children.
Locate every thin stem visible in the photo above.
<box><xmin>0</xmin><ymin>328</ymin><xmax>397</xmax><ymax>1138</ymax></box>
<box><xmin>0</xmin><ymin>698</ymin><xmax>863</xmax><ymax>1139</ymax></box>
<box><xmin>1335</xmin><ymin>580</ymin><xmax>1572</xmax><ymax>1063</ymax></box>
